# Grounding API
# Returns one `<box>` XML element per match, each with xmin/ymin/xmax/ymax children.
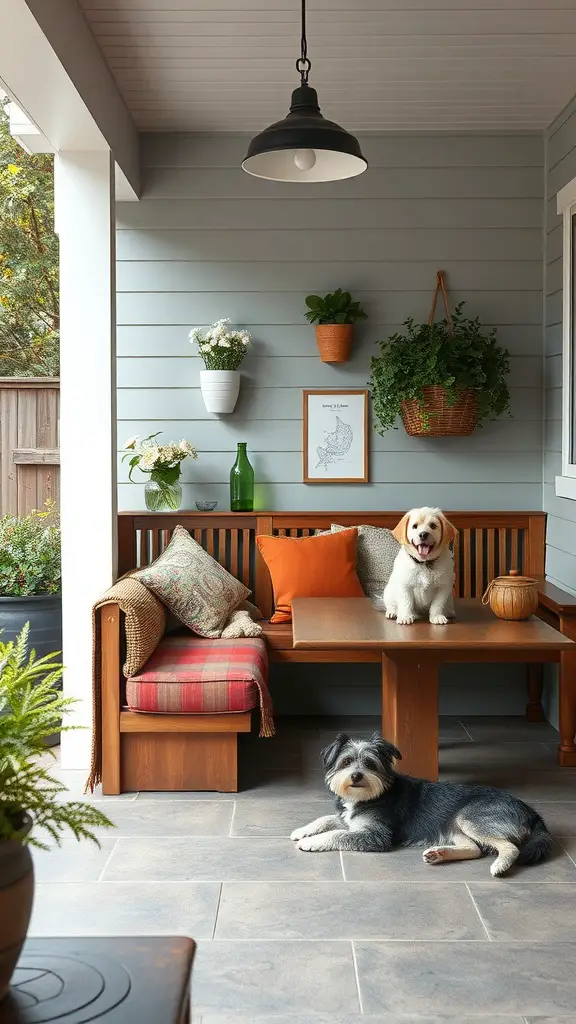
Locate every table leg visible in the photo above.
<box><xmin>559</xmin><ymin>644</ymin><xmax>576</xmax><ymax>767</ymax></box>
<box><xmin>381</xmin><ymin>652</ymin><xmax>439</xmax><ymax>781</ymax></box>
<box><xmin>526</xmin><ymin>664</ymin><xmax>545</xmax><ymax>722</ymax></box>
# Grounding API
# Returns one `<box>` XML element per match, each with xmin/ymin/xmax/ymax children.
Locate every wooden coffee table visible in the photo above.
<box><xmin>292</xmin><ymin>597</ymin><xmax>575</xmax><ymax>780</ymax></box>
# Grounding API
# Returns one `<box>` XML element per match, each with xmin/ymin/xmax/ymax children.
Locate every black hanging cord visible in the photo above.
<box><xmin>295</xmin><ymin>0</ymin><xmax>311</xmax><ymax>83</ymax></box>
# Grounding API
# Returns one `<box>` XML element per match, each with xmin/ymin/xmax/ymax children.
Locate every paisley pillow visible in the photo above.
<box><xmin>133</xmin><ymin>525</ymin><xmax>249</xmax><ymax>637</ymax></box>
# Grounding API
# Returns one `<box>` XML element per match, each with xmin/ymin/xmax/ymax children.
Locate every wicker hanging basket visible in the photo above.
<box><xmin>400</xmin><ymin>272</ymin><xmax>479</xmax><ymax>437</ymax></box>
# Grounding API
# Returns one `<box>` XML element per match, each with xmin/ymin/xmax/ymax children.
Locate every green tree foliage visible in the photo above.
<box><xmin>0</xmin><ymin>100</ymin><xmax>59</xmax><ymax>377</ymax></box>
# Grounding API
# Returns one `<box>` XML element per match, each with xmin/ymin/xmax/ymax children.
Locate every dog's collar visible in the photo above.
<box><xmin>407</xmin><ymin>551</ymin><xmax>434</xmax><ymax>569</ymax></box>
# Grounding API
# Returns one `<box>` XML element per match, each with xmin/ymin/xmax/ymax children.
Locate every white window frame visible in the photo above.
<box><xmin>555</xmin><ymin>175</ymin><xmax>576</xmax><ymax>499</ymax></box>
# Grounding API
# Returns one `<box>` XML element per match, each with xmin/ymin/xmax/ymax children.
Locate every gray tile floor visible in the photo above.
<box><xmin>31</xmin><ymin>715</ymin><xmax>576</xmax><ymax>1023</ymax></box>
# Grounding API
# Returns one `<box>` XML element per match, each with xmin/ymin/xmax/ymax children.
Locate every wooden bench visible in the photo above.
<box><xmin>99</xmin><ymin>510</ymin><xmax>576</xmax><ymax>793</ymax></box>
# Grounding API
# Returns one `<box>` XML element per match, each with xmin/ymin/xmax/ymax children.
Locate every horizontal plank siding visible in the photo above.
<box><xmin>545</xmin><ymin>94</ymin><xmax>576</xmax><ymax>600</ymax></box>
<box><xmin>117</xmin><ymin>132</ymin><xmax>543</xmax><ymax>514</ymax></box>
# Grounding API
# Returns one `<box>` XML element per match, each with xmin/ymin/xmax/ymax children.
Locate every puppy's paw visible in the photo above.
<box><xmin>297</xmin><ymin>835</ymin><xmax>330</xmax><ymax>852</ymax></box>
<box><xmin>385</xmin><ymin>609</ymin><xmax>397</xmax><ymax>620</ymax></box>
<box><xmin>290</xmin><ymin>825</ymin><xmax>311</xmax><ymax>842</ymax></box>
<box><xmin>429</xmin><ymin>614</ymin><xmax>449</xmax><ymax>625</ymax></box>
<box><xmin>396</xmin><ymin>614</ymin><xmax>415</xmax><ymax>625</ymax></box>
<box><xmin>423</xmin><ymin>847</ymin><xmax>445</xmax><ymax>864</ymax></box>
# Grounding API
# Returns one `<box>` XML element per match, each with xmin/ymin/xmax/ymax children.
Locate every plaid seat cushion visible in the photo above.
<box><xmin>126</xmin><ymin>635</ymin><xmax>268</xmax><ymax>715</ymax></box>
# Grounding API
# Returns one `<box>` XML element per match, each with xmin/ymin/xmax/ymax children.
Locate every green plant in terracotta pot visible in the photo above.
<box><xmin>0</xmin><ymin>625</ymin><xmax>113</xmax><ymax>1000</ymax></box>
<box><xmin>369</xmin><ymin>302</ymin><xmax>511</xmax><ymax>437</ymax></box>
<box><xmin>304</xmin><ymin>289</ymin><xmax>367</xmax><ymax>363</ymax></box>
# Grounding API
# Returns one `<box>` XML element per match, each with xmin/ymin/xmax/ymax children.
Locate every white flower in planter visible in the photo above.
<box><xmin>190</xmin><ymin>319</ymin><xmax>251</xmax><ymax>414</ymax></box>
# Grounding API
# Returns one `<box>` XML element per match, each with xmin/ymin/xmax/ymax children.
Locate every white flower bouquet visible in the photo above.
<box><xmin>189</xmin><ymin>318</ymin><xmax>251</xmax><ymax>370</ymax></box>
<box><xmin>122</xmin><ymin>433</ymin><xmax>197</xmax><ymax>511</ymax></box>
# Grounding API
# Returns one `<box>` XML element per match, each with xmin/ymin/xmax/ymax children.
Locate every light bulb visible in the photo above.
<box><xmin>293</xmin><ymin>149</ymin><xmax>316</xmax><ymax>171</ymax></box>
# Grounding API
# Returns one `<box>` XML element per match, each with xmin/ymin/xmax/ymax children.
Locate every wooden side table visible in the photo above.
<box><xmin>292</xmin><ymin>597</ymin><xmax>575</xmax><ymax>780</ymax></box>
<box><xmin>0</xmin><ymin>936</ymin><xmax>195</xmax><ymax>1024</ymax></box>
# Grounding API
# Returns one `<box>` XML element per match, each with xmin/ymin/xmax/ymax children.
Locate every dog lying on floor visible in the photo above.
<box><xmin>291</xmin><ymin>733</ymin><xmax>552</xmax><ymax>877</ymax></box>
<box><xmin>378</xmin><ymin>506</ymin><xmax>456</xmax><ymax>625</ymax></box>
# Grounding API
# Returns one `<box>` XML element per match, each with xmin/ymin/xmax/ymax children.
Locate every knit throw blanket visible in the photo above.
<box><xmin>87</xmin><ymin>578</ymin><xmax>272</xmax><ymax>793</ymax></box>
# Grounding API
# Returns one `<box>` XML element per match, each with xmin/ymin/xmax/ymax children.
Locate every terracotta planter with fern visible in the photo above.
<box><xmin>304</xmin><ymin>289</ymin><xmax>367</xmax><ymax>364</ymax></box>
<box><xmin>370</xmin><ymin>271</ymin><xmax>511</xmax><ymax>439</ymax></box>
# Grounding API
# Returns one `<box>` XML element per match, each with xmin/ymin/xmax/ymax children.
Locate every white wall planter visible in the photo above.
<box><xmin>200</xmin><ymin>369</ymin><xmax>241</xmax><ymax>414</ymax></box>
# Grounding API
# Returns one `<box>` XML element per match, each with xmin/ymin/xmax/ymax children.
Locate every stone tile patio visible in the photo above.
<box><xmin>30</xmin><ymin>715</ymin><xmax>576</xmax><ymax>1022</ymax></box>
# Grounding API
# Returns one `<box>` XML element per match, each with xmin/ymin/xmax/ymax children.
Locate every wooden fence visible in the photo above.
<box><xmin>0</xmin><ymin>378</ymin><xmax>60</xmax><ymax>516</ymax></box>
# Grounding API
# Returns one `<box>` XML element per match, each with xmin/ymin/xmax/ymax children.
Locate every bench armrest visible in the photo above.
<box><xmin>95</xmin><ymin>576</ymin><xmax>167</xmax><ymax>676</ymax></box>
<box><xmin>536</xmin><ymin>577</ymin><xmax>576</xmax><ymax>619</ymax></box>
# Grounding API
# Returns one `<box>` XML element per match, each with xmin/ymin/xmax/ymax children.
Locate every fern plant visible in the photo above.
<box><xmin>0</xmin><ymin>625</ymin><xmax>113</xmax><ymax>849</ymax></box>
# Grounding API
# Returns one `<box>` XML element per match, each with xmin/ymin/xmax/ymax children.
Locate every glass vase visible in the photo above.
<box><xmin>144</xmin><ymin>471</ymin><xmax>182</xmax><ymax>511</ymax></box>
<box><xmin>230</xmin><ymin>442</ymin><xmax>254</xmax><ymax>512</ymax></box>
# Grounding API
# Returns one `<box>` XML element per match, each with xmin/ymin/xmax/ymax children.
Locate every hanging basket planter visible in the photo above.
<box><xmin>315</xmin><ymin>324</ymin><xmax>353</xmax><ymax>363</ymax></box>
<box><xmin>369</xmin><ymin>270</ymin><xmax>511</xmax><ymax>440</ymax></box>
<box><xmin>401</xmin><ymin>386</ymin><xmax>478</xmax><ymax>437</ymax></box>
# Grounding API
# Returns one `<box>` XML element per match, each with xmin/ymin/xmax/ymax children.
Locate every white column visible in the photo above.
<box><xmin>54</xmin><ymin>150</ymin><xmax>117</xmax><ymax>770</ymax></box>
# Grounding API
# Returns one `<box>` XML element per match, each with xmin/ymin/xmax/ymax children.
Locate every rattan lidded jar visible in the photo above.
<box><xmin>482</xmin><ymin>569</ymin><xmax>538</xmax><ymax>621</ymax></box>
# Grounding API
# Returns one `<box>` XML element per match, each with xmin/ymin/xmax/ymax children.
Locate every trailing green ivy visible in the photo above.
<box><xmin>369</xmin><ymin>302</ymin><xmax>511</xmax><ymax>434</ymax></box>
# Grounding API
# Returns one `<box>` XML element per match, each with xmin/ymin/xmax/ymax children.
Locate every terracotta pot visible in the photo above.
<box><xmin>482</xmin><ymin>570</ymin><xmax>539</xmax><ymax>621</ymax></box>
<box><xmin>0</xmin><ymin>814</ymin><xmax>34</xmax><ymax>1001</ymax></box>
<box><xmin>315</xmin><ymin>324</ymin><xmax>353</xmax><ymax>363</ymax></box>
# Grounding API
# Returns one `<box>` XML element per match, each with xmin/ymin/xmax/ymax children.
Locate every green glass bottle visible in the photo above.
<box><xmin>230</xmin><ymin>442</ymin><xmax>254</xmax><ymax>512</ymax></box>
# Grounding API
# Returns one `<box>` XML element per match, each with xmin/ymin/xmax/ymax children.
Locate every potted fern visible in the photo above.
<box><xmin>0</xmin><ymin>626</ymin><xmax>113</xmax><ymax>1000</ymax></box>
<box><xmin>370</xmin><ymin>301</ymin><xmax>511</xmax><ymax>437</ymax></box>
<box><xmin>304</xmin><ymin>289</ymin><xmax>367</xmax><ymax>363</ymax></box>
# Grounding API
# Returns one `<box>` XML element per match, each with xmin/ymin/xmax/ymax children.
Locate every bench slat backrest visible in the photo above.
<box><xmin>118</xmin><ymin>511</ymin><xmax>546</xmax><ymax>619</ymax></box>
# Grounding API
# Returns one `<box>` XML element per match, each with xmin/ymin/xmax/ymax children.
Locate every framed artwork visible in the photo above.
<box><xmin>303</xmin><ymin>389</ymin><xmax>369</xmax><ymax>483</ymax></box>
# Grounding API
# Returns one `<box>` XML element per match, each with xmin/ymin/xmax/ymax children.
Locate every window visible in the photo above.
<box><xmin>555</xmin><ymin>176</ymin><xmax>576</xmax><ymax>498</ymax></box>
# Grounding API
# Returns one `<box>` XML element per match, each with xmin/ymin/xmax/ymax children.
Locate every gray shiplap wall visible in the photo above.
<box><xmin>117</xmin><ymin>132</ymin><xmax>544</xmax><ymax>513</ymax></box>
<box><xmin>543</xmin><ymin>96</ymin><xmax>576</xmax><ymax>728</ymax></box>
<box><xmin>545</xmin><ymin>98</ymin><xmax>576</xmax><ymax>594</ymax></box>
<box><xmin>116</xmin><ymin>130</ymin><xmax>544</xmax><ymax>716</ymax></box>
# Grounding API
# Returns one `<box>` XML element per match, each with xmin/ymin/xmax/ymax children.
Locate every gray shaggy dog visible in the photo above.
<box><xmin>291</xmin><ymin>733</ymin><xmax>552</xmax><ymax>877</ymax></box>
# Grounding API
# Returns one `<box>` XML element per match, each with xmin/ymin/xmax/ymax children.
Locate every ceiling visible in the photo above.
<box><xmin>78</xmin><ymin>0</ymin><xmax>576</xmax><ymax>133</ymax></box>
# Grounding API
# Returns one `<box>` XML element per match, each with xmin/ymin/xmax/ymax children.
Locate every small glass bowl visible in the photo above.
<box><xmin>195</xmin><ymin>501</ymin><xmax>218</xmax><ymax>512</ymax></box>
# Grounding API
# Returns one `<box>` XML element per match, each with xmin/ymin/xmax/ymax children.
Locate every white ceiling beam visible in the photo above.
<box><xmin>0</xmin><ymin>0</ymin><xmax>139</xmax><ymax>196</ymax></box>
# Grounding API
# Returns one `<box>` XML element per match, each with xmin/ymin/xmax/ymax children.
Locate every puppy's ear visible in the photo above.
<box><xmin>392</xmin><ymin>513</ymin><xmax>410</xmax><ymax>546</ymax></box>
<box><xmin>370</xmin><ymin>733</ymin><xmax>402</xmax><ymax>761</ymax></box>
<box><xmin>438</xmin><ymin>511</ymin><xmax>457</xmax><ymax>547</ymax></box>
<box><xmin>321</xmin><ymin>732</ymin><xmax>349</xmax><ymax>770</ymax></box>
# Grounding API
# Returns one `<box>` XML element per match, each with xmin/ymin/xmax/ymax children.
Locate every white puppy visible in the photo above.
<box><xmin>380</xmin><ymin>507</ymin><xmax>456</xmax><ymax>625</ymax></box>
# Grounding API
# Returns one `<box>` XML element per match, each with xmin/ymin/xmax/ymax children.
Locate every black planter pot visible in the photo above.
<box><xmin>0</xmin><ymin>594</ymin><xmax>62</xmax><ymax>745</ymax></box>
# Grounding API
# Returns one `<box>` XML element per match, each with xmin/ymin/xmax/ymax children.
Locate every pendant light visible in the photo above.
<box><xmin>242</xmin><ymin>0</ymin><xmax>367</xmax><ymax>182</ymax></box>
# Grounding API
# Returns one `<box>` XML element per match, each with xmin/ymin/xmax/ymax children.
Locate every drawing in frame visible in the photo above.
<box><xmin>303</xmin><ymin>389</ymin><xmax>369</xmax><ymax>483</ymax></box>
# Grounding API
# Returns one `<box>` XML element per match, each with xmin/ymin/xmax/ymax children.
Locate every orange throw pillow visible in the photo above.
<box><xmin>256</xmin><ymin>529</ymin><xmax>364</xmax><ymax>624</ymax></box>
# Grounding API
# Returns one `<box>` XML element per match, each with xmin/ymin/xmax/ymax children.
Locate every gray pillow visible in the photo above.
<box><xmin>331</xmin><ymin>523</ymin><xmax>399</xmax><ymax>598</ymax></box>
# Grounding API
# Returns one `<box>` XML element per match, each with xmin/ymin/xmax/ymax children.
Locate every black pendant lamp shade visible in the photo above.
<box><xmin>242</xmin><ymin>0</ymin><xmax>367</xmax><ymax>182</ymax></box>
